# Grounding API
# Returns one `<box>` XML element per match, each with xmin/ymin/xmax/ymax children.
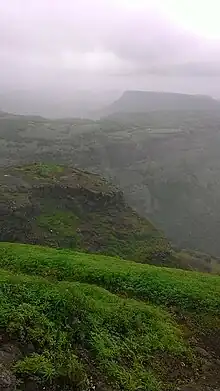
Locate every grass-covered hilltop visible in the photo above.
<box><xmin>1</xmin><ymin>163</ymin><xmax>219</xmax><ymax>273</ymax></box>
<box><xmin>0</xmin><ymin>163</ymin><xmax>220</xmax><ymax>391</ymax></box>
<box><xmin>0</xmin><ymin>162</ymin><xmax>170</xmax><ymax>265</ymax></box>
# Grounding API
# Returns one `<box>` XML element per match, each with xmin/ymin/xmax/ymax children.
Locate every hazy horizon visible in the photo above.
<box><xmin>2</xmin><ymin>0</ymin><xmax>220</xmax><ymax>115</ymax></box>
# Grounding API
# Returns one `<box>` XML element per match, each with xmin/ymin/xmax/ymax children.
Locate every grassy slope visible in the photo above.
<box><xmin>0</xmin><ymin>242</ymin><xmax>220</xmax><ymax>391</ymax></box>
<box><xmin>1</xmin><ymin>242</ymin><xmax>220</xmax><ymax>313</ymax></box>
<box><xmin>2</xmin><ymin>113</ymin><xmax>220</xmax><ymax>262</ymax></box>
<box><xmin>1</xmin><ymin>163</ymin><xmax>219</xmax><ymax>273</ymax></box>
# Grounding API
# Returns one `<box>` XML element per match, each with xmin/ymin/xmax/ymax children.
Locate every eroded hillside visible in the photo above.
<box><xmin>1</xmin><ymin>112</ymin><xmax>220</xmax><ymax>267</ymax></box>
<box><xmin>0</xmin><ymin>163</ymin><xmax>170</xmax><ymax>265</ymax></box>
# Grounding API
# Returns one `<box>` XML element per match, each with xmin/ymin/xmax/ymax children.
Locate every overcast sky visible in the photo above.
<box><xmin>1</xmin><ymin>0</ymin><xmax>220</xmax><ymax>95</ymax></box>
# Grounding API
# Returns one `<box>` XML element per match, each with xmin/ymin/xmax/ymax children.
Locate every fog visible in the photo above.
<box><xmin>1</xmin><ymin>0</ymin><xmax>220</xmax><ymax>115</ymax></box>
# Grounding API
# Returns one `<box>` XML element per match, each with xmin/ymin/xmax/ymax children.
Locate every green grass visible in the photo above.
<box><xmin>1</xmin><ymin>242</ymin><xmax>219</xmax><ymax>314</ymax></box>
<box><xmin>0</xmin><ymin>242</ymin><xmax>220</xmax><ymax>390</ymax></box>
<box><xmin>18</xmin><ymin>163</ymin><xmax>64</xmax><ymax>178</ymax></box>
<box><xmin>34</xmin><ymin>198</ymin><xmax>170</xmax><ymax>262</ymax></box>
<box><xmin>0</xmin><ymin>268</ymin><xmax>185</xmax><ymax>390</ymax></box>
<box><xmin>37</xmin><ymin>210</ymin><xmax>80</xmax><ymax>237</ymax></box>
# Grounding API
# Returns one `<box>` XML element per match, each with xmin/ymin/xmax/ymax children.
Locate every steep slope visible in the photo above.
<box><xmin>2</xmin><ymin>113</ymin><xmax>220</xmax><ymax>267</ymax></box>
<box><xmin>0</xmin><ymin>242</ymin><xmax>220</xmax><ymax>391</ymax></box>
<box><xmin>103</xmin><ymin>90</ymin><xmax>220</xmax><ymax>114</ymax></box>
<box><xmin>0</xmin><ymin>163</ymin><xmax>170</xmax><ymax>264</ymax></box>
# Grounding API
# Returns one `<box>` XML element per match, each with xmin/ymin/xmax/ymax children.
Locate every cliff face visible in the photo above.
<box><xmin>0</xmin><ymin>163</ymin><xmax>170</xmax><ymax>264</ymax></box>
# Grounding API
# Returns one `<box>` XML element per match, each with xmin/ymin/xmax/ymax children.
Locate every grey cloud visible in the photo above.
<box><xmin>146</xmin><ymin>62</ymin><xmax>220</xmax><ymax>77</ymax></box>
<box><xmin>1</xmin><ymin>0</ymin><xmax>220</xmax><ymax>93</ymax></box>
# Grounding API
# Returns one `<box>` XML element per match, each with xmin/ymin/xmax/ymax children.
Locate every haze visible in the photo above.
<box><xmin>1</xmin><ymin>0</ymin><xmax>220</xmax><ymax>116</ymax></box>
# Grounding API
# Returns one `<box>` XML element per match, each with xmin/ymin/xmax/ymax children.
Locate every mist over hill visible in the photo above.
<box><xmin>1</xmin><ymin>0</ymin><xmax>220</xmax><ymax>389</ymax></box>
<box><xmin>1</xmin><ymin>106</ymin><xmax>220</xmax><ymax>262</ymax></box>
<box><xmin>0</xmin><ymin>89</ymin><xmax>120</xmax><ymax>119</ymax></box>
<box><xmin>102</xmin><ymin>90</ymin><xmax>220</xmax><ymax>115</ymax></box>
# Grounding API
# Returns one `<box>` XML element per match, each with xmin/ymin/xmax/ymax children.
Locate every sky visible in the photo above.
<box><xmin>1</xmin><ymin>0</ymin><xmax>220</xmax><ymax>97</ymax></box>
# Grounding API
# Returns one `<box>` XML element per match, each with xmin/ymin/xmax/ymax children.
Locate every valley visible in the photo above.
<box><xmin>0</xmin><ymin>91</ymin><xmax>220</xmax><ymax>390</ymax></box>
<box><xmin>2</xmin><ymin>0</ymin><xmax>220</xmax><ymax>388</ymax></box>
<box><xmin>1</xmin><ymin>105</ymin><xmax>220</xmax><ymax>257</ymax></box>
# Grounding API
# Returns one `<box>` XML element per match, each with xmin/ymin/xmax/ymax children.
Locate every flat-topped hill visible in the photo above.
<box><xmin>104</xmin><ymin>90</ymin><xmax>220</xmax><ymax>114</ymax></box>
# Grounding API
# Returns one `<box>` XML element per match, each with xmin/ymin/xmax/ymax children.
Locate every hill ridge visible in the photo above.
<box><xmin>0</xmin><ymin>163</ymin><xmax>170</xmax><ymax>265</ymax></box>
<box><xmin>103</xmin><ymin>90</ymin><xmax>220</xmax><ymax>115</ymax></box>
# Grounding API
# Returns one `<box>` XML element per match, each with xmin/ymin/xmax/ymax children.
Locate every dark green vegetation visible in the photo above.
<box><xmin>1</xmin><ymin>242</ymin><xmax>220</xmax><ymax>391</ymax></box>
<box><xmin>2</xmin><ymin>108</ymin><xmax>220</xmax><ymax>262</ymax></box>
<box><xmin>0</xmin><ymin>163</ymin><xmax>171</xmax><ymax>265</ymax></box>
<box><xmin>1</xmin><ymin>163</ymin><xmax>220</xmax><ymax>273</ymax></box>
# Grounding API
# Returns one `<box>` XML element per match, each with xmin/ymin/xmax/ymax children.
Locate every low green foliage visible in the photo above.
<box><xmin>15</xmin><ymin>354</ymin><xmax>56</xmax><ymax>380</ymax></box>
<box><xmin>19</xmin><ymin>163</ymin><xmax>64</xmax><ymax>178</ymax></box>
<box><xmin>1</xmin><ymin>242</ymin><xmax>219</xmax><ymax>314</ymax></box>
<box><xmin>0</xmin><ymin>242</ymin><xmax>219</xmax><ymax>389</ymax></box>
<box><xmin>0</xmin><ymin>267</ymin><xmax>186</xmax><ymax>390</ymax></box>
<box><xmin>37</xmin><ymin>210</ymin><xmax>80</xmax><ymax>237</ymax></box>
<box><xmin>15</xmin><ymin>351</ymin><xmax>87</xmax><ymax>387</ymax></box>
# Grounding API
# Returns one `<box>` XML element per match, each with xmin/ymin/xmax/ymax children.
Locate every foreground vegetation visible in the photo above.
<box><xmin>0</xmin><ymin>242</ymin><xmax>220</xmax><ymax>390</ymax></box>
<box><xmin>1</xmin><ymin>243</ymin><xmax>220</xmax><ymax>313</ymax></box>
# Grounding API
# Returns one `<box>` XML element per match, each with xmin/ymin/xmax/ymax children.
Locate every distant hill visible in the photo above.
<box><xmin>0</xmin><ymin>109</ymin><xmax>15</xmax><ymax>118</ymax></box>
<box><xmin>103</xmin><ymin>90</ymin><xmax>220</xmax><ymax>115</ymax></box>
<box><xmin>0</xmin><ymin>109</ymin><xmax>44</xmax><ymax>120</ymax></box>
<box><xmin>0</xmin><ymin>89</ymin><xmax>120</xmax><ymax>118</ymax></box>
